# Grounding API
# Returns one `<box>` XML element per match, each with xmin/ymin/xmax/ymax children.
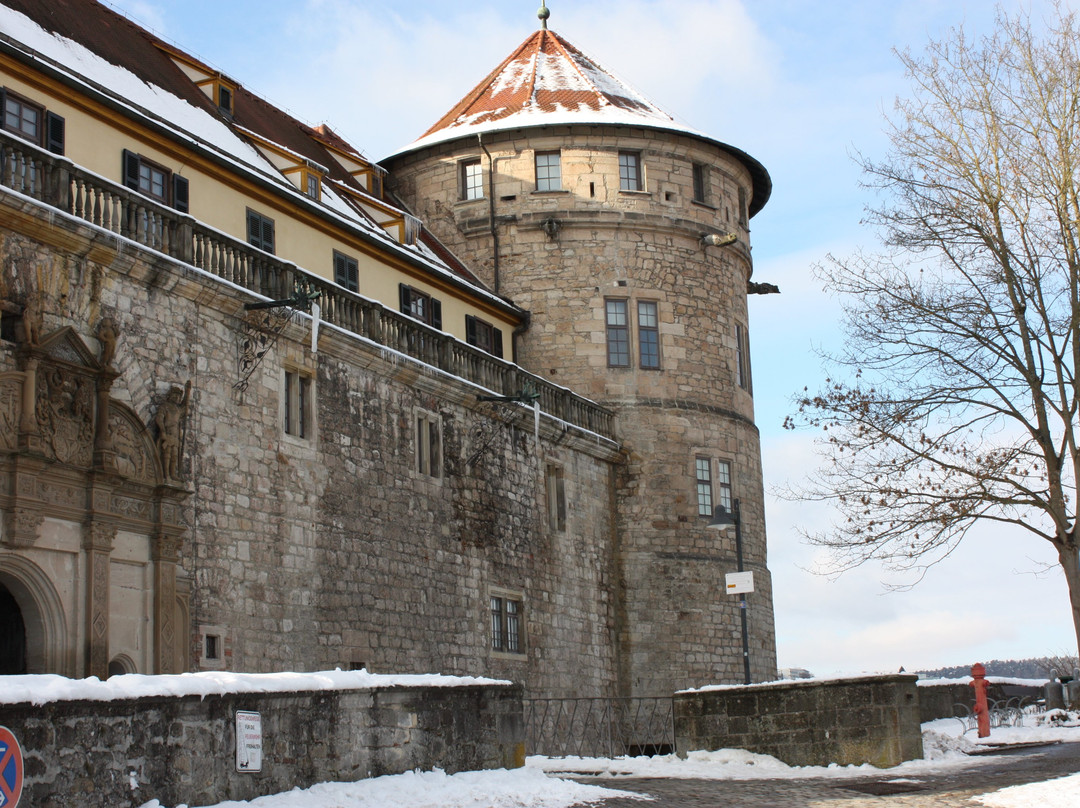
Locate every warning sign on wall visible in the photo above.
<box><xmin>235</xmin><ymin>711</ymin><xmax>263</xmax><ymax>773</ymax></box>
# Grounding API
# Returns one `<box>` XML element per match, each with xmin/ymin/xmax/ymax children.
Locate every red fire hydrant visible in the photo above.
<box><xmin>971</xmin><ymin>663</ymin><xmax>991</xmax><ymax>738</ymax></box>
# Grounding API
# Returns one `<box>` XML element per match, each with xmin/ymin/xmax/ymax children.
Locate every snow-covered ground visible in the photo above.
<box><xmin>136</xmin><ymin>711</ymin><xmax>1080</xmax><ymax>808</ymax></box>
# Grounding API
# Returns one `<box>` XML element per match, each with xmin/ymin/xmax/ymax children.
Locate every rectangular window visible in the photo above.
<box><xmin>546</xmin><ymin>464</ymin><xmax>566</xmax><ymax>532</ymax></box>
<box><xmin>738</xmin><ymin>186</ymin><xmax>748</xmax><ymax>227</ymax></box>
<box><xmin>491</xmin><ymin>595</ymin><xmax>523</xmax><ymax>654</ymax></box>
<box><xmin>305</xmin><ymin>172</ymin><xmax>321</xmax><ymax>200</ymax></box>
<box><xmin>334</xmin><ymin>251</ymin><xmax>359</xmax><ymax>292</ymax></box>
<box><xmin>637</xmin><ymin>300</ymin><xmax>660</xmax><ymax>369</ymax></box>
<box><xmin>461</xmin><ymin>159</ymin><xmax>483</xmax><ymax>200</ymax></box>
<box><xmin>735</xmin><ymin>323</ymin><xmax>752</xmax><ymax>392</ymax></box>
<box><xmin>123</xmin><ymin>150</ymin><xmax>188</xmax><ymax>211</ymax></box>
<box><xmin>205</xmin><ymin>634</ymin><xmax>220</xmax><ymax>661</ymax></box>
<box><xmin>416</xmin><ymin>411</ymin><xmax>441</xmax><ymax>478</ymax></box>
<box><xmin>399</xmin><ymin>284</ymin><xmax>442</xmax><ymax>328</ymax></box>
<box><xmin>247</xmin><ymin>209</ymin><xmax>276</xmax><ymax>253</ymax></box>
<box><xmin>535</xmin><ymin>151</ymin><xmax>562</xmax><ymax>191</ymax></box>
<box><xmin>466</xmin><ymin>314</ymin><xmax>504</xmax><ymax>357</ymax></box>
<box><xmin>696</xmin><ymin>456</ymin><xmax>713</xmax><ymax>517</ymax></box>
<box><xmin>692</xmin><ymin>163</ymin><xmax>708</xmax><ymax>203</ymax></box>
<box><xmin>605</xmin><ymin>298</ymin><xmax>630</xmax><ymax>367</ymax></box>
<box><xmin>2</xmin><ymin>90</ymin><xmax>41</xmax><ymax>143</ymax></box>
<box><xmin>284</xmin><ymin>370</ymin><xmax>312</xmax><ymax>439</ymax></box>
<box><xmin>619</xmin><ymin>151</ymin><xmax>642</xmax><ymax>191</ymax></box>
<box><xmin>716</xmin><ymin>459</ymin><xmax>733</xmax><ymax>513</ymax></box>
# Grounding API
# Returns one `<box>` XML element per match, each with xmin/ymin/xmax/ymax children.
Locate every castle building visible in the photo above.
<box><xmin>0</xmin><ymin>0</ymin><xmax>775</xmax><ymax>698</ymax></box>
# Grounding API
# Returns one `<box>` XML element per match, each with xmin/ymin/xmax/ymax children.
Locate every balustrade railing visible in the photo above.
<box><xmin>0</xmin><ymin>132</ymin><xmax>616</xmax><ymax>440</ymax></box>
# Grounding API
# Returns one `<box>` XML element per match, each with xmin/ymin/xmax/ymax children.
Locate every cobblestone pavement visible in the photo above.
<box><xmin>564</xmin><ymin>741</ymin><xmax>1080</xmax><ymax>807</ymax></box>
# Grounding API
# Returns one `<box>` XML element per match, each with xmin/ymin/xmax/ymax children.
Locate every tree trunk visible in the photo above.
<box><xmin>1057</xmin><ymin>535</ymin><xmax>1080</xmax><ymax>663</ymax></box>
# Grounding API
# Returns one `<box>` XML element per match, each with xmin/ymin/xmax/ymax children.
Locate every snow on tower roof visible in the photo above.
<box><xmin>387</xmin><ymin>27</ymin><xmax>771</xmax><ymax>216</ymax></box>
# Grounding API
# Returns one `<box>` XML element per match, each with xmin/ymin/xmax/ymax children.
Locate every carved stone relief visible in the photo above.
<box><xmin>109</xmin><ymin>403</ymin><xmax>158</xmax><ymax>484</ymax></box>
<box><xmin>0</xmin><ymin>374</ymin><xmax>20</xmax><ymax>451</ymax></box>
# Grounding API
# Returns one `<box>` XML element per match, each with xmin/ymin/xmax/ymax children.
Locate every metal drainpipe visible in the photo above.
<box><xmin>478</xmin><ymin>133</ymin><xmax>500</xmax><ymax>294</ymax></box>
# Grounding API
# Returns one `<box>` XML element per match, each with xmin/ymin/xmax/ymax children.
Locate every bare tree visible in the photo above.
<box><xmin>786</xmin><ymin>4</ymin><xmax>1080</xmax><ymax>657</ymax></box>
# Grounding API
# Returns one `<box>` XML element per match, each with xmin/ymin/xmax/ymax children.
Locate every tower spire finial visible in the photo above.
<box><xmin>538</xmin><ymin>1</ymin><xmax>550</xmax><ymax>30</ymax></box>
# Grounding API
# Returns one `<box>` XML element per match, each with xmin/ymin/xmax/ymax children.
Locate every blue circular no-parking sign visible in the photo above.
<box><xmin>0</xmin><ymin>726</ymin><xmax>23</xmax><ymax>808</ymax></box>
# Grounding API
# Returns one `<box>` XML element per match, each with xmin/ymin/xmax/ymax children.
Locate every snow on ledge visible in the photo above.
<box><xmin>678</xmin><ymin>671</ymin><xmax>922</xmax><ymax>694</ymax></box>
<box><xmin>0</xmin><ymin>669</ymin><xmax>512</xmax><ymax>706</ymax></box>
<box><xmin>915</xmin><ymin>676</ymin><xmax>1049</xmax><ymax>688</ymax></box>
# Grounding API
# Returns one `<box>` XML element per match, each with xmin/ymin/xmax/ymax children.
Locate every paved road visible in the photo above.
<box><xmin>566</xmin><ymin>741</ymin><xmax>1080</xmax><ymax>807</ymax></box>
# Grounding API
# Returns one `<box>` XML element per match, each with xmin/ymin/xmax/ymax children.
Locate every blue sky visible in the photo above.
<box><xmin>104</xmin><ymin>0</ymin><xmax>1077</xmax><ymax>675</ymax></box>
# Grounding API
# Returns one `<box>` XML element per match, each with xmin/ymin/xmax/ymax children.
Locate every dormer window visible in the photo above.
<box><xmin>216</xmin><ymin>84</ymin><xmax>233</xmax><ymax>116</ymax></box>
<box><xmin>303</xmin><ymin>169</ymin><xmax>321</xmax><ymax>200</ymax></box>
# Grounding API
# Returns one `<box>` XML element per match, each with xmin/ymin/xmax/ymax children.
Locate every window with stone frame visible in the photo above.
<box><xmin>696</xmin><ymin>456</ymin><xmax>714</xmax><ymax>517</ymax></box>
<box><xmin>605</xmin><ymin>298</ymin><xmax>630</xmax><ymax>367</ymax></box>
<box><xmin>692</xmin><ymin>162</ymin><xmax>708</xmax><ymax>204</ymax></box>
<box><xmin>490</xmin><ymin>591</ymin><xmax>524</xmax><ymax>655</ymax></box>
<box><xmin>461</xmin><ymin>158</ymin><xmax>484</xmax><ymax>200</ymax></box>
<box><xmin>535</xmin><ymin>150</ymin><xmax>562</xmax><ymax>191</ymax></box>
<box><xmin>715</xmin><ymin>459</ymin><xmax>733</xmax><ymax>513</ymax></box>
<box><xmin>637</xmin><ymin>300</ymin><xmax>660</xmax><ymax>369</ymax></box>
<box><xmin>283</xmin><ymin>369</ymin><xmax>312</xmax><ymax>439</ymax></box>
<box><xmin>619</xmin><ymin>151</ymin><xmax>642</xmax><ymax>191</ymax></box>
<box><xmin>415</xmin><ymin>410</ymin><xmax>442</xmax><ymax>478</ymax></box>
<box><xmin>735</xmin><ymin>323</ymin><xmax>752</xmax><ymax>392</ymax></box>
<box><xmin>545</xmin><ymin>463</ymin><xmax>566</xmax><ymax>532</ymax></box>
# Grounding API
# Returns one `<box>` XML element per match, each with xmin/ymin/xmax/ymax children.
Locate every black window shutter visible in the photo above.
<box><xmin>430</xmin><ymin>298</ymin><xmax>442</xmax><ymax>330</ymax></box>
<box><xmin>493</xmin><ymin>328</ymin><xmax>504</xmax><ymax>358</ymax></box>
<box><xmin>399</xmin><ymin>284</ymin><xmax>411</xmax><ymax>315</ymax></box>
<box><xmin>122</xmin><ymin>150</ymin><xmax>140</xmax><ymax>191</ymax></box>
<box><xmin>261</xmin><ymin>218</ymin><xmax>274</xmax><ymax>253</ymax></box>
<box><xmin>334</xmin><ymin>253</ymin><xmax>345</xmax><ymax>285</ymax></box>
<box><xmin>465</xmin><ymin>315</ymin><xmax>477</xmax><ymax>346</ymax></box>
<box><xmin>247</xmin><ymin>211</ymin><xmax>260</xmax><ymax>244</ymax></box>
<box><xmin>172</xmin><ymin>175</ymin><xmax>189</xmax><ymax>213</ymax></box>
<box><xmin>45</xmin><ymin>112</ymin><xmax>65</xmax><ymax>155</ymax></box>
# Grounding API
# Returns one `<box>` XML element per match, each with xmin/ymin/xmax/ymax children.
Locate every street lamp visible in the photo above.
<box><xmin>707</xmin><ymin>499</ymin><xmax>752</xmax><ymax>685</ymax></box>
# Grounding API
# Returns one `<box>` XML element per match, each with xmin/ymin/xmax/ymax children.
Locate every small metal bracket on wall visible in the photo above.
<box><xmin>469</xmin><ymin>383</ymin><xmax>542</xmax><ymax>466</ymax></box>
<box><xmin>233</xmin><ymin>283</ymin><xmax>321</xmax><ymax>395</ymax></box>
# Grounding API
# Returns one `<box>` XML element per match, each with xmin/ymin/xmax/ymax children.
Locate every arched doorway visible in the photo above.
<box><xmin>0</xmin><ymin>581</ymin><xmax>27</xmax><ymax>674</ymax></box>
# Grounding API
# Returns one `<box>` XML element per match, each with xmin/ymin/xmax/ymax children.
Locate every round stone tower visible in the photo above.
<box><xmin>384</xmin><ymin>16</ymin><xmax>777</xmax><ymax>696</ymax></box>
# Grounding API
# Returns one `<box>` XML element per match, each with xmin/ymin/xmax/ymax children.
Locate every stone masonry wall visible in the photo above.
<box><xmin>0</xmin><ymin>190</ymin><xmax>621</xmax><ymax>698</ymax></box>
<box><xmin>673</xmin><ymin>675</ymin><xmax>924</xmax><ymax>768</ymax></box>
<box><xmin>0</xmin><ymin>682</ymin><xmax>523</xmax><ymax>807</ymax></box>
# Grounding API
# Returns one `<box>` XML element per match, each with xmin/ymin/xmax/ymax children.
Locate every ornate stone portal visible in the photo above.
<box><xmin>0</xmin><ymin>315</ymin><xmax>191</xmax><ymax>677</ymax></box>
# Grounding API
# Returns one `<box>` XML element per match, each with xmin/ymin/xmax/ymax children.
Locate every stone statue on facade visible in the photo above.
<box><xmin>97</xmin><ymin>317</ymin><xmax>118</xmax><ymax>368</ymax></box>
<box><xmin>155</xmin><ymin>380</ymin><xmax>191</xmax><ymax>482</ymax></box>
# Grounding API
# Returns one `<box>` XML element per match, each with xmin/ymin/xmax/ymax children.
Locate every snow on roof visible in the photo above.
<box><xmin>0</xmin><ymin>669</ymin><xmax>511</xmax><ymax>706</ymax></box>
<box><xmin>394</xmin><ymin>28</ymin><xmax>701</xmax><ymax>155</ymax></box>
<box><xmin>386</xmin><ymin>26</ymin><xmax>771</xmax><ymax>216</ymax></box>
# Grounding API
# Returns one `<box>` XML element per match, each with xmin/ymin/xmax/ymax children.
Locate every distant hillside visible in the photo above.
<box><xmin>916</xmin><ymin>656</ymin><xmax>1078</xmax><ymax>680</ymax></box>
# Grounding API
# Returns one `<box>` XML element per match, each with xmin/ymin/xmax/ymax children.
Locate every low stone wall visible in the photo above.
<box><xmin>673</xmin><ymin>674</ymin><xmax>923</xmax><ymax>768</ymax></box>
<box><xmin>0</xmin><ymin>681</ymin><xmax>523</xmax><ymax>807</ymax></box>
<box><xmin>917</xmin><ymin>679</ymin><xmax>1045</xmax><ymax>722</ymax></box>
